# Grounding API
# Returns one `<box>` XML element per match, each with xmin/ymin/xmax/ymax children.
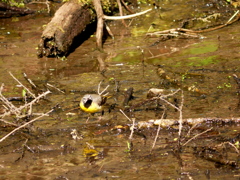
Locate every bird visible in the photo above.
<box><xmin>80</xmin><ymin>94</ymin><xmax>107</xmax><ymax>120</ymax></box>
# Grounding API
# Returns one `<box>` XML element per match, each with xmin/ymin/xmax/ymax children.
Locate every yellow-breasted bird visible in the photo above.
<box><xmin>80</xmin><ymin>94</ymin><xmax>107</xmax><ymax>115</ymax></box>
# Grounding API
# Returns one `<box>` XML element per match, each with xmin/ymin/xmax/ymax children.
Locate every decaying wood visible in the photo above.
<box><xmin>141</xmin><ymin>117</ymin><xmax>240</xmax><ymax>128</ymax></box>
<box><xmin>37</xmin><ymin>0</ymin><xmax>152</xmax><ymax>57</ymax></box>
<box><xmin>37</xmin><ymin>0</ymin><xmax>95</xmax><ymax>57</ymax></box>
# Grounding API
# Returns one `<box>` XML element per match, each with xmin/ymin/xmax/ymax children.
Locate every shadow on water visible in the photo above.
<box><xmin>67</xmin><ymin>21</ymin><xmax>97</xmax><ymax>56</ymax></box>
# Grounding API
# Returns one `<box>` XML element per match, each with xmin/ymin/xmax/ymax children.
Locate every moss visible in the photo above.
<box><xmin>3</xmin><ymin>0</ymin><xmax>25</xmax><ymax>7</ymax></box>
<box><xmin>77</xmin><ymin>0</ymin><xmax>118</xmax><ymax>14</ymax></box>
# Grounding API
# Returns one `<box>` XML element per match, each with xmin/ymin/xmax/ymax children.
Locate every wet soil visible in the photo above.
<box><xmin>0</xmin><ymin>0</ymin><xmax>240</xmax><ymax>179</ymax></box>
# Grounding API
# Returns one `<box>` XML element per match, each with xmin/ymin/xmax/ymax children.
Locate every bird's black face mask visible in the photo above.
<box><xmin>84</xmin><ymin>98</ymin><xmax>92</xmax><ymax>108</ymax></box>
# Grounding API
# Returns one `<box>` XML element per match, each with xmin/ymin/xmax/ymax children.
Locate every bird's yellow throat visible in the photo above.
<box><xmin>80</xmin><ymin>94</ymin><xmax>107</xmax><ymax>114</ymax></box>
<box><xmin>80</xmin><ymin>100</ymin><xmax>102</xmax><ymax>113</ymax></box>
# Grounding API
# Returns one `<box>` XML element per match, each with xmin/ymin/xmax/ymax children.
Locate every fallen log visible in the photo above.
<box><xmin>37</xmin><ymin>0</ymin><xmax>95</xmax><ymax>57</ymax></box>
<box><xmin>37</xmin><ymin>0</ymin><xmax>152</xmax><ymax>57</ymax></box>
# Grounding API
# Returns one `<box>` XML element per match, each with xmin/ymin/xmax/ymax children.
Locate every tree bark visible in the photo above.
<box><xmin>93</xmin><ymin>0</ymin><xmax>104</xmax><ymax>51</ymax></box>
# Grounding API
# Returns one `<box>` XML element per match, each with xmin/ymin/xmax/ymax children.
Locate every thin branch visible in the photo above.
<box><xmin>9</xmin><ymin>72</ymin><xmax>36</xmax><ymax>98</ymax></box>
<box><xmin>120</xmin><ymin>109</ymin><xmax>132</xmax><ymax>121</ymax></box>
<box><xmin>17</xmin><ymin>90</ymin><xmax>51</xmax><ymax>112</ymax></box>
<box><xmin>0</xmin><ymin>109</ymin><xmax>54</xmax><ymax>143</ymax></box>
<box><xmin>120</xmin><ymin>0</ymin><xmax>135</xmax><ymax>14</ymax></box>
<box><xmin>160</xmin><ymin>97</ymin><xmax>180</xmax><ymax>111</ymax></box>
<box><xmin>146</xmin><ymin>11</ymin><xmax>240</xmax><ymax>37</ymax></box>
<box><xmin>226</xmin><ymin>10</ymin><xmax>239</xmax><ymax>24</ymax></box>
<box><xmin>129</xmin><ymin>118</ymin><xmax>135</xmax><ymax>140</ymax></box>
<box><xmin>218</xmin><ymin>142</ymin><xmax>239</xmax><ymax>154</ymax></box>
<box><xmin>98</xmin><ymin>81</ymin><xmax>109</xmax><ymax>96</ymax></box>
<box><xmin>0</xmin><ymin>84</ymin><xmax>21</xmax><ymax>116</ymax></box>
<box><xmin>161</xmin><ymin>88</ymin><xmax>181</xmax><ymax>98</ymax></box>
<box><xmin>23</xmin><ymin>72</ymin><xmax>37</xmax><ymax>90</ymax></box>
<box><xmin>151</xmin><ymin>109</ymin><xmax>165</xmax><ymax>152</ymax></box>
<box><xmin>0</xmin><ymin>119</ymin><xmax>18</xmax><ymax>127</ymax></box>
<box><xmin>178</xmin><ymin>90</ymin><xmax>184</xmax><ymax>137</ymax></box>
<box><xmin>0</xmin><ymin>90</ymin><xmax>51</xmax><ymax>118</ymax></box>
<box><xmin>119</xmin><ymin>109</ymin><xmax>135</xmax><ymax>140</ymax></box>
<box><xmin>105</xmin><ymin>22</ymin><xmax>114</xmax><ymax>39</ymax></box>
<box><xmin>182</xmin><ymin>127</ymin><xmax>213</xmax><ymax>146</ymax></box>
<box><xmin>104</xmin><ymin>8</ymin><xmax>152</xmax><ymax>20</ymax></box>
<box><xmin>47</xmin><ymin>83</ymin><xmax>65</xmax><ymax>94</ymax></box>
<box><xmin>117</xmin><ymin>0</ymin><xmax>127</xmax><ymax>26</ymax></box>
<box><xmin>186</xmin><ymin>122</ymin><xmax>199</xmax><ymax>137</ymax></box>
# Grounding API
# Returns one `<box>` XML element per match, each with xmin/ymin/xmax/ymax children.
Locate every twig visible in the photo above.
<box><xmin>146</xmin><ymin>29</ymin><xmax>203</xmax><ymax>39</ymax></box>
<box><xmin>218</xmin><ymin>142</ymin><xmax>239</xmax><ymax>154</ymax></box>
<box><xmin>0</xmin><ymin>84</ymin><xmax>21</xmax><ymax>116</ymax></box>
<box><xmin>186</xmin><ymin>122</ymin><xmax>199</xmax><ymax>137</ymax></box>
<box><xmin>47</xmin><ymin>83</ymin><xmax>65</xmax><ymax>94</ymax></box>
<box><xmin>120</xmin><ymin>0</ymin><xmax>135</xmax><ymax>14</ymax></box>
<box><xmin>105</xmin><ymin>22</ymin><xmax>114</xmax><ymax>39</ymax></box>
<box><xmin>0</xmin><ymin>119</ymin><xmax>18</xmax><ymax>126</ymax></box>
<box><xmin>129</xmin><ymin>118</ymin><xmax>135</xmax><ymax>140</ymax></box>
<box><xmin>9</xmin><ymin>72</ymin><xmax>36</xmax><ymax>98</ymax></box>
<box><xmin>147</xmin><ymin>11</ymin><xmax>239</xmax><ymax>37</ymax></box>
<box><xmin>226</xmin><ymin>10</ymin><xmax>239</xmax><ymax>24</ymax></box>
<box><xmin>104</xmin><ymin>8</ymin><xmax>152</xmax><ymax>20</ymax></box>
<box><xmin>129</xmin><ymin>89</ymin><xmax>180</xmax><ymax>111</ymax></box>
<box><xmin>178</xmin><ymin>90</ymin><xmax>184</xmax><ymax>137</ymax></box>
<box><xmin>182</xmin><ymin>127</ymin><xmax>213</xmax><ymax>146</ymax></box>
<box><xmin>0</xmin><ymin>90</ymin><xmax>51</xmax><ymax>118</ymax></box>
<box><xmin>161</xmin><ymin>89</ymin><xmax>181</xmax><ymax>98</ymax></box>
<box><xmin>159</xmin><ymin>97</ymin><xmax>180</xmax><ymax>111</ymax></box>
<box><xmin>117</xmin><ymin>0</ymin><xmax>127</xmax><ymax>27</ymax></box>
<box><xmin>119</xmin><ymin>109</ymin><xmax>135</xmax><ymax>140</ymax></box>
<box><xmin>23</xmin><ymin>72</ymin><xmax>37</xmax><ymax>90</ymax></box>
<box><xmin>0</xmin><ymin>109</ymin><xmax>54</xmax><ymax>143</ymax></box>
<box><xmin>151</xmin><ymin>109</ymin><xmax>165</xmax><ymax>152</ymax></box>
<box><xmin>98</xmin><ymin>81</ymin><xmax>109</xmax><ymax>96</ymax></box>
<box><xmin>17</xmin><ymin>90</ymin><xmax>51</xmax><ymax>112</ymax></box>
<box><xmin>119</xmin><ymin>109</ymin><xmax>132</xmax><ymax>121</ymax></box>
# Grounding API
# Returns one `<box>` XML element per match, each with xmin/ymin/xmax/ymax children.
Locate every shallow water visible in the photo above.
<box><xmin>0</xmin><ymin>0</ymin><xmax>240</xmax><ymax>179</ymax></box>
